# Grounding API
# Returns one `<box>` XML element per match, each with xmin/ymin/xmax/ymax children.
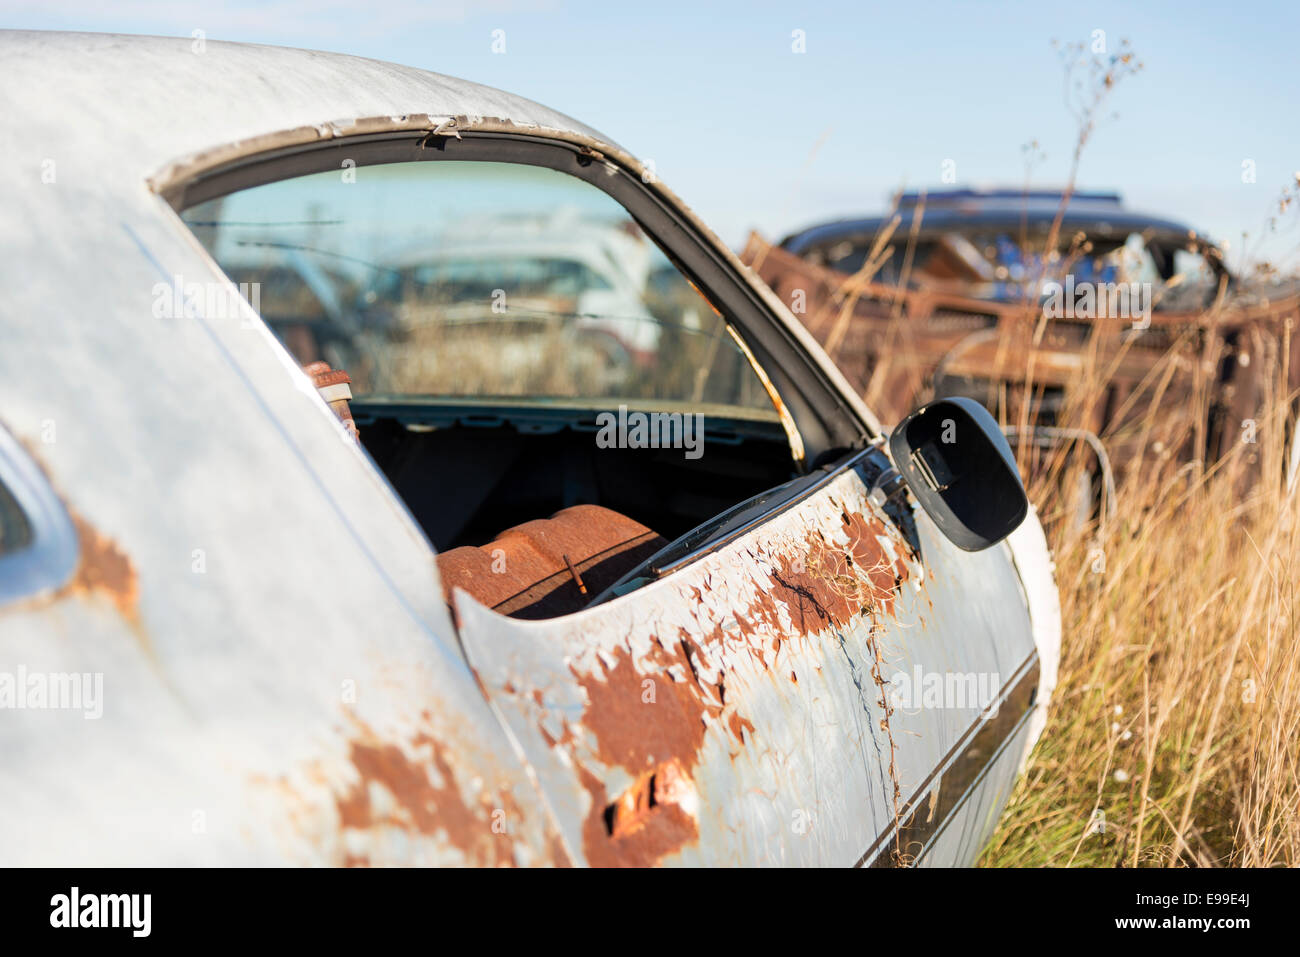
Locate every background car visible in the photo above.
<box><xmin>746</xmin><ymin>189</ymin><xmax>1300</xmax><ymax>515</ymax></box>
<box><xmin>780</xmin><ymin>189</ymin><xmax>1230</xmax><ymax>312</ymax></box>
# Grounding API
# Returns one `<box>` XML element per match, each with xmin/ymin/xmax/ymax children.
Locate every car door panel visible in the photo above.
<box><xmin>0</xmin><ymin>204</ymin><xmax>582</xmax><ymax>867</ymax></box>
<box><xmin>457</xmin><ymin>450</ymin><xmax>1038</xmax><ymax>866</ymax></box>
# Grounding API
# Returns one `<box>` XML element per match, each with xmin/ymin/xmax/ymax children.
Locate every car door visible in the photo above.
<box><xmin>156</xmin><ymin>118</ymin><xmax>1051</xmax><ymax>868</ymax></box>
<box><xmin>455</xmin><ymin>439</ymin><xmax>1043</xmax><ymax>867</ymax></box>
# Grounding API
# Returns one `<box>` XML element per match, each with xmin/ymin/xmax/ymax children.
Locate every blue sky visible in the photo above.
<box><xmin>5</xmin><ymin>0</ymin><xmax>1299</xmax><ymax>268</ymax></box>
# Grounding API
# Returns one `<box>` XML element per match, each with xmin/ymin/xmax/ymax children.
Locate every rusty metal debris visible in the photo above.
<box><xmin>303</xmin><ymin>361</ymin><xmax>359</xmax><ymax>441</ymax></box>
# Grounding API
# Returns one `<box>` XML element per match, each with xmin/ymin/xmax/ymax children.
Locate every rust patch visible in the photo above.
<box><xmin>568</xmin><ymin>647</ymin><xmax>714</xmax><ymax>865</ymax></box>
<box><xmin>548</xmin><ymin>831</ymin><xmax>575</xmax><ymax>868</ymax></box>
<box><xmin>64</xmin><ymin>512</ymin><xmax>140</xmax><ymax>625</ymax></box>
<box><xmin>605</xmin><ymin>758</ymin><xmax>695</xmax><ymax>838</ymax></box>
<box><xmin>578</xmin><ymin>762</ymin><xmax>698</xmax><ymax>868</ymax></box>
<box><xmin>10</xmin><ymin>436</ymin><xmax>142</xmax><ymax>630</ymax></box>
<box><xmin>840</xmin><ymin>509</ymin><xmax>909</xmax><ymax>611</ymax></box>
<box><xmin>750</xmin><ymin>509</ymin><xmax>908</xmax><ymax>638</ymax></box>
<box><xmin>727</xmin><ymin>711</ymin><xmax>755</xmax><ymax>741</ymax></box>
<box><xmin>264</xmin><ymin>709</ymin><xmax>571</xmax><ymax>867</ymax></box>
<box><xmin>766</xmin><ymin>550</ymin><xmax>857</xmax><ymax>633</ymax></box>
<box><xmin>573</xmin><ymin>646</ymin><xmax>709</xmax><ymax>775</ymax></box>
<box><xmin>545</xmin><ymin>498</ymin><xmax>913</xmax><ymax>865</ymax></box>
<box><xmin>333</xmin><ymin>728</ymin><xmax>519</xmax><ymax>867</ymax></box>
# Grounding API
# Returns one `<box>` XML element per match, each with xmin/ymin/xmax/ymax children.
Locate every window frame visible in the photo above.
<box><xmin>160</xmin><ymin>128</ymin><xmax>875</xmax><ymax>467</ymax></box>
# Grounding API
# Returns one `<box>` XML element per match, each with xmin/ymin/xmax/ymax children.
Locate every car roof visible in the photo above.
<box><xmin>0</xmin><ymin>30</ymin><xmax>614</xmax><ymax>191</ymax></box>
<box><xmin>780</xmin><ymin>189</ymin><xmax>1199</xmax><ymax>252</ymax></box>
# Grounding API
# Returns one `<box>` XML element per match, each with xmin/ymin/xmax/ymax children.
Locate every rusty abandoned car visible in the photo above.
<box><xmin>746</xmin><ymin>190</ymin><xmax>1300</xmax><ymax>499</ymax></box>
<box><xmin>0</xmin><ymin>32</ymin><xmax>1059</xmax><ymax>866</ymax></box>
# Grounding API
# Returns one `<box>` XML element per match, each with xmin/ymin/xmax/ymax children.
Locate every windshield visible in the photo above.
<box><xmin>808</xmin><ymin>226</ymin><xmax>1219</xmax><ymax>311</ymax></box>
<box><xmin>183</xmin><ymin>160</ymin><xmax>776</xmax><ymax>415</ymax></box>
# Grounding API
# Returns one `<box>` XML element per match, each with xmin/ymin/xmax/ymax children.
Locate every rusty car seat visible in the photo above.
<box><xmin>302</xmin><ymin>362</ymin><xmax>666</xmax><ymax>620</ymax></box>
<box><xmin>436</xmin><ymin>505</ymin><xmax>667</xmax><ymax>619</ymax></box>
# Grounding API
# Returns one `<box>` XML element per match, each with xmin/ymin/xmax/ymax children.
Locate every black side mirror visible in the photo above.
<box><xmin>888</xmin><ymin>397</ymin><xmax>1027</xmax><ymax>551</ymax></box>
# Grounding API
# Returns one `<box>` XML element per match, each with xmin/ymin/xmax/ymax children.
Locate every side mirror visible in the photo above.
<box><xmin>888</xmin><ymin>397</ymin><xmax>1027</xmax><ymax>551</ymax></box>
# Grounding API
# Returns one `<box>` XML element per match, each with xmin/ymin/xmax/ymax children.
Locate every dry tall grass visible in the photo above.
<box><xmin>904</xmin><ymin>38</ymin><xmax>1298</xmax><ymax>867</ymax></box>
<box><xmin>977</xmin><ymin>335</ymin><xmax>1300</xmax><ymax>867</ymax></box>
<box><xmin>752</xmin><ymin>32</ymin><xmax>1298</xmax><ymax>867</ymax></box>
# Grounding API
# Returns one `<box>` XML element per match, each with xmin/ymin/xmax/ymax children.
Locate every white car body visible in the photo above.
<box><xmin>0</xmin><ymin>31</ymin><xmax>1059</xmax><ymax>866</ymax></box>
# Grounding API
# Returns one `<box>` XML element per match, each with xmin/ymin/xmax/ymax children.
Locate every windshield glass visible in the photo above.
<box><xmin>183</xmin><ymin>160</ymin><xmax>776</xmax><ymax>415</ymax></box>
<box><xmin>808</xmin><ymin>226</ymin><xmax>1220</xmax><ymax>312</ymax></box>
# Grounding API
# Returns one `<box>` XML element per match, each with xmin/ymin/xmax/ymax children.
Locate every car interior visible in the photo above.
<box><xmin>355</xmin><ymin>399</ymin><xmax>796</xmax><ymax>618</ymax></box>
<box><xmin>184</xmin><ymin>157</ymin><xmax>807</xmax><ymax>619</ymax></box>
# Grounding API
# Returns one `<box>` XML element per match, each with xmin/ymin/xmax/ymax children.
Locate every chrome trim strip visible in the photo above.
<box><xmin>0</xmin><ymin>426</ymin><xmax>79</xmax><ymax>606</ymax></box>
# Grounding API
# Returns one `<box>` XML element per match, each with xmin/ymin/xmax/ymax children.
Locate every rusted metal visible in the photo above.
<box><xmin>561</xmin><ymin>554</ymin><xmax>587</xmax><ymax>595</ymax></box>
<box><xmin>59</xmin><ymin>509</ymin><xmax>144</xmax><ymax>652</ymax></box>
<box><xmin>330</xmin><ymin>721</ymin><xmax>522</xmax><ymax>867</ymax></box>
<box><xmin>9</xmin><ymin>435</ymin><xmax>141</xmax><ymax>629</ymax></box>
<box><xmin>303</xmin><ymin>361</ymin><xmax>358</xmax><ymax>441</ymax></box>
<box><xmin>743</xmin><ymin>232</ymin><xmax>1300</xmax><ymax>480</ymax></box>
<box><xmin>250</xmin><ymin>703</ymin><xmax>570</xmax><ymax>867</ymax></box>
<box><xmin>456</xmin><ymin>457</ymin><xmax>1050</xmax><ymax>866</ymax></box>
